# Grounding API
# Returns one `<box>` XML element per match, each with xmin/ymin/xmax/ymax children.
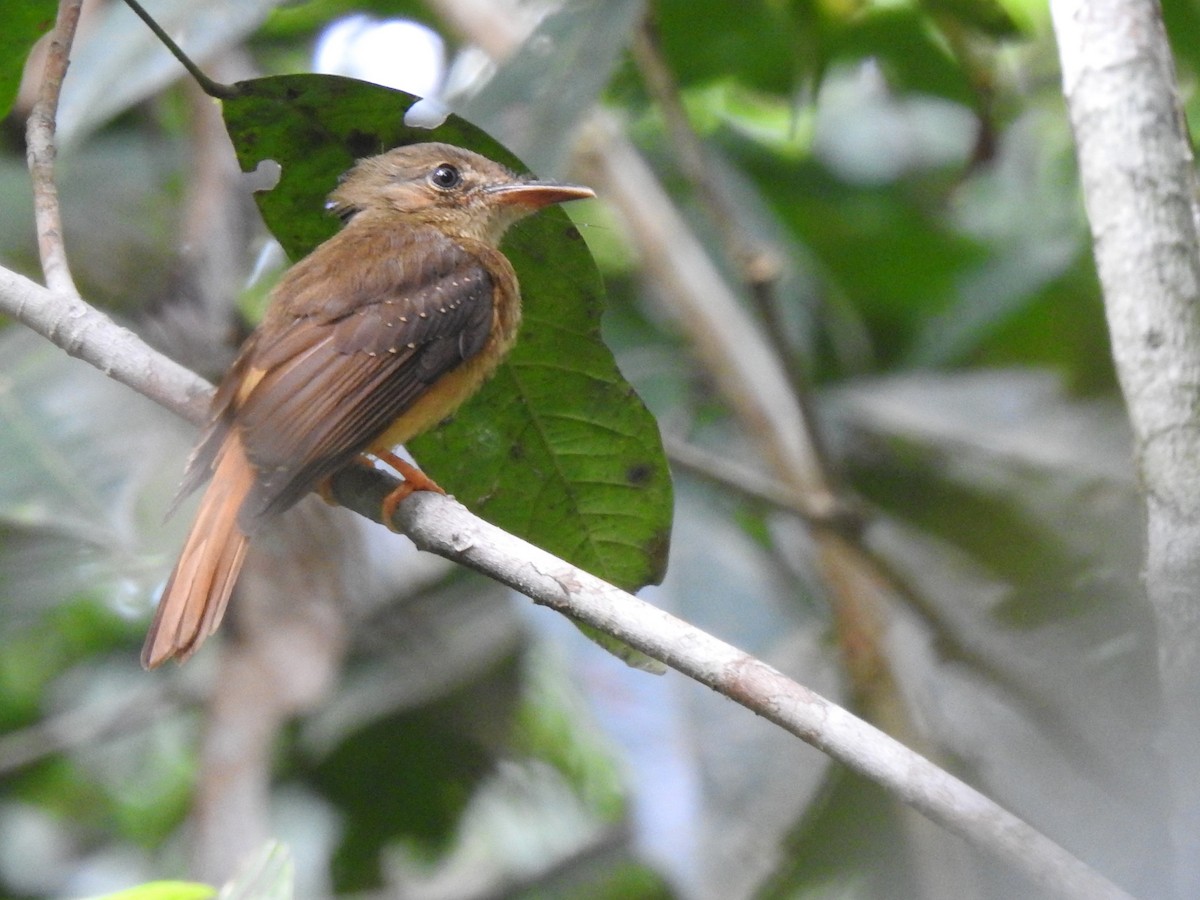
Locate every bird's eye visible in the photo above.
<box><xmin>429</xmin><ymin>164</ymin><xmax>462</xmax><ymax>189</ymax></box>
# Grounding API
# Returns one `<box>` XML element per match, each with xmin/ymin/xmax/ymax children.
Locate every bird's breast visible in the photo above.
<box><xmin>369</xmin><ymin>253</ymin><xmax>521</xmax><ymax>452</ymax></box>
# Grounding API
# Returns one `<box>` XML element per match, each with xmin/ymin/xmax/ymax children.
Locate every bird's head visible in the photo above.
<box><xmin>326</xmin><ymin>142</ymin><xmax>594</xmax><ymax>245</ymax></box>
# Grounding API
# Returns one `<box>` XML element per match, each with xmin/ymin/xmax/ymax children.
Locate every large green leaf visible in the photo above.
<box><xmin>218</xmin><ymin>74</ymin><xmax>673</xmax><ymax>596</ymax></box>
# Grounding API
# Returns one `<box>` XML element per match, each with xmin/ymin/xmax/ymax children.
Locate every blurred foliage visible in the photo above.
<box><xmin>0</xmin><ymin>0</ymin><xmax>1174</xmax><ymax>897</ymax></box>
<box><xmin>90</xmin><ymin>882</ymin><xmax>215</xmax><ymax>900</ymax></box>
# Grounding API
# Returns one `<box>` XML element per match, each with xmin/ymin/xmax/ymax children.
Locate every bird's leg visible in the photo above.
<box><xmin>313</xmin><ymin>452</ymin><xmax>444</xmax><ymax>524</ymax></box>
<box><xmin>371</xmin><ymin>449</ymin><xmax>446</xmax><ymax>529</ymax></box>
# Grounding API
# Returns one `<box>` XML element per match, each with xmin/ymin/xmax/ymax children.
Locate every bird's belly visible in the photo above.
<box><xmin>368</xmin><ymin>351</ymin><xmax>502</xmax><ymax>452</ymax></box>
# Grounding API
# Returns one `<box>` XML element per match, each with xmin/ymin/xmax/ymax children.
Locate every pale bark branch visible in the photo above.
<box><xmin>1052</xmin><ymin>0</ymin><xmax>1200</xmax><ymax>894</ymax></box>
<box><xmin>15</xmin><ymin>0</ymin><xmax>211</xmax><ymax>422</ymax></box>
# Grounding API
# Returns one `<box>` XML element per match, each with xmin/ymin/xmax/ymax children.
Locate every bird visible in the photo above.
<box><xmin>141</xmin><ymin>142</ymin><xmax>595</xmax><ymax>669</ymax></box>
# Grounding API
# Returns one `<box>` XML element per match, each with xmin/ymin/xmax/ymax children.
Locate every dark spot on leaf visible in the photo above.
<box><xmin>346</xmin><ymin>129</ymin><xmax>379</xmax><ymax>159</ymax></box>
<box><xmin>626</xmin><ymin>463</ymin><xmax>653</xmax><ymax>486</ymax></box>
<box><xmin>509</xmin><ymin>443</ymin><xmax>526</xmax><ymax>461</ymax></box>
<box><xmin>285</xmin><ymin>86</ymin><xmax>302</xmax><ymax>100</ymax></box>
<box><xmin>564</xmin><ymin>226</ymin><xmax>583</xmax><ymax>241</ymax></box>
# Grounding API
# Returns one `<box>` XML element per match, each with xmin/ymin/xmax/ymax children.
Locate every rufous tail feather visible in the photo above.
<box><xmin>141</xmin><ymin>432</ymin><xmax>254</xmax><ymax>669</ymax></box>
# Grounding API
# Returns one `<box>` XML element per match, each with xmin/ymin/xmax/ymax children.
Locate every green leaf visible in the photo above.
<box><xmin>87</xmin><ymin>882</ymin><xmax>215</xmax><ymax>900</ymax></box>
<box><xmin>218</xmin><ymin>75</ymin><xmax>672</xmax><ymax>625</ymax></box>
<box><xmin>0</xmin><ymin>1</ymin><xmax>55</xmax><ymax>120</ymax></box>
<box><xmin>653</xmin><ymin>0</ymin><xmax>815</xmax><ymax>94</ymax></box>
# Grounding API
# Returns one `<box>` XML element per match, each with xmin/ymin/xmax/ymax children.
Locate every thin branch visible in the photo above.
<box><xmin>14</xmin><ymin>1</ymin><xmax>212</xmax><ymax>422</ymax></box>
<box><xmin>119</xmin><ymin>0</ymin><xmax>241</xmax><ymax>100</ymax></box>
<box><xmin>631</xmin><ymin>20</ymin><xmax>788</xmax><ymax>315</ymax></box>
<box><xmin>665</xmin><ymin>433</ymin><xmax>812</xmax><ymax>516</ymax></box>
<box><xmin>26</xmin><ymin>0</ymin><xmax>84</xmax><ymax>296</ymax></box>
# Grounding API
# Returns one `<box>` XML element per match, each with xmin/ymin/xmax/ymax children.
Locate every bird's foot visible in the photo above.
<box><xmin>373</xmin><ymin>450</ymin><xmax>446</xmax><ymax>530</ymax></box>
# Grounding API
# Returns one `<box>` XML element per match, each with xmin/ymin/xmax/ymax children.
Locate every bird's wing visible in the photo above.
<box><xmin>220</xmin><ymin>227</ymin><xmax>500</xmax><ymax>530</ymax></box>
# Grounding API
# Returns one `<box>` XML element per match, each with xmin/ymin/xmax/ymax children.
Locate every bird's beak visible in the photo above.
<box><xmin>485</xmin><ymin>181</ymin><xmax>595</xmax><ymax>209</ymax></box>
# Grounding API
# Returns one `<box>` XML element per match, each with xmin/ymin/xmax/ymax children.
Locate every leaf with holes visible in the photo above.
<box><xmin>219</xmin><ymin>74</ymin><xmax>672</xmax><ymax>622</ymax></box>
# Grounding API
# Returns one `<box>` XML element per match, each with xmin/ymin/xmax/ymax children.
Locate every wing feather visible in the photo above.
<box><xmin>227</xmin><ymin>226</ymin><xmax>497</xmax><ymax>528</ymax></box>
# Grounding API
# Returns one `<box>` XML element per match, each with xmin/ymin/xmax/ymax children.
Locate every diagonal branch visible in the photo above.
<box><xmin>333</xmin><ymin>467</ymin><xmax>1133</xmax><ymax>900</ymax></box>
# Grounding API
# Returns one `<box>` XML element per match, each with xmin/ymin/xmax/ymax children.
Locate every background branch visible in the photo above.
<box><xmin>1052</xmin><ymin>0</ymin><xmax>1200</xmax><ymax>894</ymax></box>
<box><xmin>0</xmin><ymin>683</ymin><xmax>184</xmax><ymax>778</ymax></box>
<box><xmin>26</xmin><ymin>0</ymin><xmax>83</xmax><ymax>296</ymax></box>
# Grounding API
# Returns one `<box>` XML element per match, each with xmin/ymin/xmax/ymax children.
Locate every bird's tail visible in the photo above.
<box><xmin>141</xmin><ymin>433</ymin><xmax>254</xmax><ymax>669</ymax></box>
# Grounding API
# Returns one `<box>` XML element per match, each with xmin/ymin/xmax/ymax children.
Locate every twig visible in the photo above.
<box><xmin>631</xmin><ymin>21</ymin><xmax>786</xmax><ymax>310</ymax></box>
<box><xmin>26</xmin><ymin>0</ymin><xmax>84</xmax><ymax>296</ymax></box>
<box><xmin>665</xmin><ymin>433</ymin><xmax>812</xmax><ymax>517</ymax></box>
<box><xmin>119</xmin><ymin>0</ymin><xmax>241</xmax><ymax>100</ymax></box>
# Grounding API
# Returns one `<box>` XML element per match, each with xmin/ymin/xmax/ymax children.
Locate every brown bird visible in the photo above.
<box><xmin>142</xmin><ymin>142</ymin><xmax>594</xmax><ymax>669</ymax></box>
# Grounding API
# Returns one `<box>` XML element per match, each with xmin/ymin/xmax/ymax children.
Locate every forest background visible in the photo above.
<box><xmin>0</xmin><ymin>0</ymin><xmax>1195</xmax><ymax>899</ymax></box>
